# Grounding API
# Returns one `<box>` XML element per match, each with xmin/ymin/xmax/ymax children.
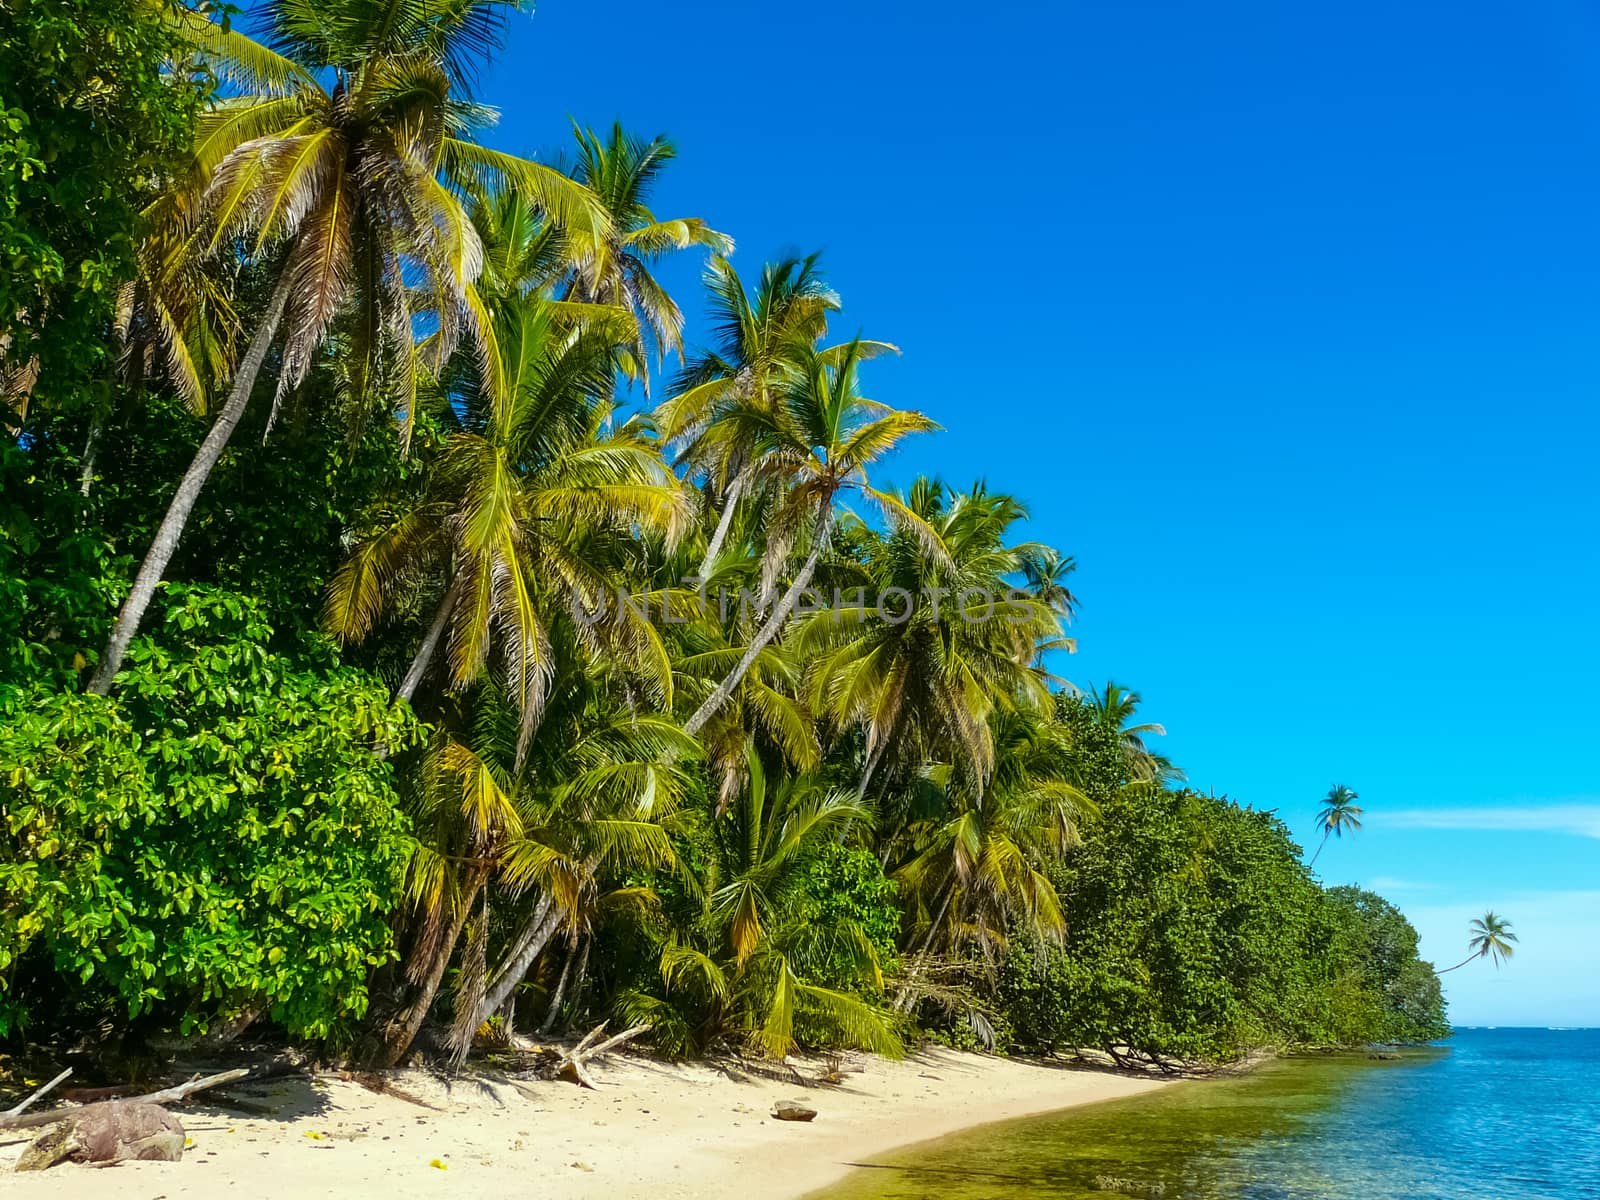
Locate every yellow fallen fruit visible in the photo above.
<box><xmin>304</xmin><ymin>1131</ymin><xmax>323</xmax><ymax>1140</ymax></box>
<box><xmin>430</xmin><ymin>1159</ymin><xmax>448</xmax><ymax>1170</ymax></box>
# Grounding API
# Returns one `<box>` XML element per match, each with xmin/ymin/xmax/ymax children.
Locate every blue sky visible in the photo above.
<box><xmin>476</xmin><ymin>0</ymin><xmax>1600</xmax><ymax>1025</ymax></box>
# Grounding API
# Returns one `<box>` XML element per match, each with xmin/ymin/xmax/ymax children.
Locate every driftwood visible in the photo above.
<box><xmin>15</xmin><ymin>1101</ymin><xmax>184</xmax><ymax>1171</ymax></box>
<box><xmin>60</xmin><ymin>1047</ymin><xmax>309</xmax><ymax>1106</ymax></box>
<box><xmin>517</xmin><ymin>1022</ymin><xmax>651</xmax><ymax>1089</ymax></box>
<box><xmin>2</xmin><ymin>1070</ymin><xmax>72</xmax><ymax>1119</ymax></box>
<box><xmin>0</xmin><ymin>1068</ymin><xmax>247</xmax><ymax>1133</ymax></box>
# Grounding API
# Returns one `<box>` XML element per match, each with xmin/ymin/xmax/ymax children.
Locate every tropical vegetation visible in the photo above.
<box><xmin>1</xmin><ymin>0</ymin><xmax>1453</xmax><ymax>1066</ymax></box>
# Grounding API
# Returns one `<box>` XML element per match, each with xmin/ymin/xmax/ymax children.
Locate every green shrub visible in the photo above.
<box><xmin>0</xmin><ymin>585</ymin><xmax>417</xmax><ymax>1040</ymax></box>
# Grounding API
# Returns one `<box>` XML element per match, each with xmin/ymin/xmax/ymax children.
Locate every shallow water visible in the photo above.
<box><xmin>809</xmin><ymin>1028</ymin><xmax>1600</xmax><ymax>1199</ymax></box>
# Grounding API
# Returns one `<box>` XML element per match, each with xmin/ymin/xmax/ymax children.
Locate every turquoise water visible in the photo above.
<box><xmin>811</xmin><ymin>1029</ymin><xmax>1600</xmax><ymax>1199</ymax></box>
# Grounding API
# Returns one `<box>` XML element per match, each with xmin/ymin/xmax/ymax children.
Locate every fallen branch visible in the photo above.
<box><xmin>3</xmin><ymin>1070</ymin><xmax>72</xmax><ymax>1118</ymax></box>
<box><xmin>0</xmin><ymin>1068</ymin><xmax>247</xmax><ymax>1133</ymax></box>
<box><xmin>513</xmin><ymin>1023</ymin><xmax>651</xmax><ymax>1090</ymax></box>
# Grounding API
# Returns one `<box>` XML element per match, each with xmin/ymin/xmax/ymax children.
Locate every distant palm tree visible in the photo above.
<box><xmin>1439</xmin><ymin>911</ymin><xmax>1518</xmax><ymax>973</ymax></box>
<box><xmin>1308</xmin><ymin>784</ymin><xmax>1363</xmax><ymax>868</ymax></box>
<box><xmin>1088</xmin><ymin>682</ymin><xmax>1179</xmax><ymax>784</ymax></box>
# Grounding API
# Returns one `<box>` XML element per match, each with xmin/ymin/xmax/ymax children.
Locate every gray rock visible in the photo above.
<box><xmin>771</xmin><ymin>1100</ymin><xmax>817</xmax><ymax>1122</ymax></box>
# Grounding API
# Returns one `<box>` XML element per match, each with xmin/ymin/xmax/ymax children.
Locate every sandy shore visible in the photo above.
<box><xmin>0</xmin><ymin>1048</ymin><xmax>1168</xmax><ymax>1198</ymax></box>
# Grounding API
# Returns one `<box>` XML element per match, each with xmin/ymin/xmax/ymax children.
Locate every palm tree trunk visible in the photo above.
<box><xmin>894</xmin><ymin>873</ymin><xmax>956</xmax><ymax>1013</ymax></box>
<box><xmin>1308</xmin><ymin>831</ymin><xmax>1330</xmax><ymax>868</ymax></box>
<box><xmin>472</xmin><ymin>890</ymin><xmax>568</xmax><ymax>1032</ymax></box>
<box><xmin>696</xmin><ymin>473</ymin><xmax>746</xmax><ymax>580</ymax></box>
<box><xmin>78</xmin><ymin>411</ymin><xmax>104</xmax><ymax>497</ymax></box>
<box><xmin>856</xmin><ymin>740</ymin><xmax>886</xmax><ymax>803</ymax></box>
<box><xmin>86</xmin><ymin>275</ymin><xmax>294</xmax><ymax>695</ymax></box>
<box><xmin>539</xmin><ymin>936</ymin><xmax>579</xmax><ymax>1034</ymax></box>
<box><xmin>397</xmin><ymin>575</ymin><xmax>464</xmax><ymax>704</ymax></box>
<box><xmin>683</xmin><ymin>512</ymin><xmax>831</xmax><ymax>736</ymax></box>
<box><xmin>564</xmin><ymin>936</ymin><xmax>592</xmax><ymax>1032</ymax></box>
<box><xmin>1437</xmin><ymin>954</ymin><xmax>1479</xmax><ymax>974</ymax></box>
<box><xmin>375</xmin><ymin>866</ymin><xmax>489</xmax><ymax>1067</ymax></box>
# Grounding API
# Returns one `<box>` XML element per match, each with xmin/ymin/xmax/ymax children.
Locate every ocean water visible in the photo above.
<box><xmin>809</xmin><ymin>1028</ymin><xmax>1600</xmax><ymax>1199</ymax></box>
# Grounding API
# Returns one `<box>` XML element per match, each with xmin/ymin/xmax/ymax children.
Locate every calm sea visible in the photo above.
<box><xmin>810</xmin><ymin>1028</ymin><xmax>1600</xmax><ymax>1199</ymax></box>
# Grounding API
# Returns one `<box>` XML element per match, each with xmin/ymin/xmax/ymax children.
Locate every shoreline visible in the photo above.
<box><xmin>0</xmin><ymin>1048</ymin><xmax>1170</xmax><ymax>1198</ymax></box>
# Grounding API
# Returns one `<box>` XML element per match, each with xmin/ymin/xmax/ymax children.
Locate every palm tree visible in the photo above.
<box><xmin>561</xmin><ymin>123</ymin><xmax>732</xmax><ymax>388</ymax></box>
<box><xmin>671</xmin><ymin>620</ymin><xmax>820</xmax><ymax>816</ymax></box>
<box><xmin>443</xmin><ymin>698</ymin><xmax>694</xmax><ymax>1063</ymax></box>
<box><xmin>324</xmin><ymin>295</ymin><xmax>687</xmax><ymax>759</ymax></box>
<box><xmin>798</xmin><ymin>481</ymin><xmax>1066</xmax><ymax>805</ymax></box>
<box><xmin>679</xmin><ymin>340</ymin><xmax>938</xmax><ymax>736</ymax></box>
<box><xmin>658</xmin><ymin>255</ymin><xmax>895</xmax><ymax>578</ymax></box>
<box><xmin>87</xmin><ymin>0</ymin><xmax>608</xmax><ymax>694</ymax></box>
<box><xmin>891</xmin><ymin>704</ymin><xmax>1093</xmax><ymax>1011</ymax></box>
<box><xmin>1309</xmin><ymin>784</ymin><xmax>1363</xmax><ymax>868</ymax></box>
<box><xmin>1087</xmin><ymin>682</ymin><xmax>1179</xmax><ymax>784</ymax></box>
<box><xmin>375</xmin><ymin>693</ymin><xmax>690</xmax><ymax>1066</ymax></box>
<box><xmin>623</xmin><ymin>752</ymin><xmax>900</xmax><ymax>1059</ymax></box>
<box><xmin>1439</xmin><ymin>911</ymin><xmax>1518</xmax><ymax>973</ymax></box>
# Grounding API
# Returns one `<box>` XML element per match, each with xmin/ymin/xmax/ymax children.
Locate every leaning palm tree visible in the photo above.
<box><xmin>680</xmin><ymin>340</ymin><xmax>939</xmax><ymax>736</ymax></box>
<box><xmin>1439</xmin><ymin>911</ymin><xmax>1518</xmax><ymax>973</ymax></box>
<box><xmin>87</xmin><ymin>0</ymin><xmax>608</xmax><ymax>694</ymax></box>
<box><xmin>1309</xmin><ymin>784</ymin><xmax>1363</xmax><ymax>868</ymax></box>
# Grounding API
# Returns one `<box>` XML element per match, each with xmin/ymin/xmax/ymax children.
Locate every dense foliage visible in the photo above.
<box><xmin>0</xmin><ymin>0</ymin><xmax>1448</xmax><ymax>1064</ymax></box>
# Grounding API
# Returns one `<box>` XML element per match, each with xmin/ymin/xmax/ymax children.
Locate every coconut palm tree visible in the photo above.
<box><xmin>442</xmin><ymin>696</ymin><xmax>695</xmax><ymax>1064</ymax></box>
<box><xmin>376</xmin><ymin>687</ymin><xmax>692</xmax><ymax>1066</ymax></box>
<box><xmin>87</xmin><ymin>0</ymin><xmax>609</xmax><ymax>694</ymax></box>
<box><xmin>561</xmin><ymin>123</ymin><xmax>731</xmax><ymax>388</ymax></box>
<box><xmin>1087</xmin><ymin>682</ymin><xmax>1179</xmax><ymax>784</ymax></box>
<box><xmin>679</xmin><ymin>340</ymin><xmax>938</xmax><ymax>737</ymax></box>
<box><xmin>658</xmin><ymin>255</ymin><xmax>895</xmax><ymax>578</ymax></box>
<box><xmin>797</xmin><ymin>481</ymin><xmax>1066</xmax><ymax>805</ymax></box>
<box><xmin>323</xmin><ymin>296</ymin><xmax>687</xmax><ymax>759</ymax></box>
<box><xmin>1439</xmin><ymin>911</ymin><xmax>1518</xmax><ymax>973</ymax></box>
<box><xmin>891</xmin><ymin>704</ymin><xmax>1093</xmax><ymax>1011</ymax></box>
<box><xmin>1309</xmin><ymin>784</ymin><xmax>1363</xmax><ymax>868</ymax></box>
<box><xmin>621</xmin><ymin>751</ymin><xmax>900</xmax><ymax>1059</ymax></box>
<box><xmin>671</xmin><ymin>618</ymin><xmax>820</xmax><ymax>816</ymax></box>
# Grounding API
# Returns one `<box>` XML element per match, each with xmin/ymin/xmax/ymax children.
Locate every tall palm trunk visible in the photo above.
<box><xmin>540</xmin><ymin>936</ymin><xmax>579</xmax><ymax>1034</ymax></box>
<box><xmin>856</xmin><ymin>740</ymin><xmax>887</xmax><ymax>803</ymax></box>
<box><xmin>78</xmin><ymin>411</ymin><xmax>104</xmax><ymax>497</ymax></box>
<box><xmin>87</xmin><ymin>275</ymin><xmax>294</xmax><ymax>695</ymax></box>
<box><xmin>449</xmin><ymin>889</ymin><xmax>572</xmax><ymax>1062</ymax></box>
<box><xmin>397</xmin><ymin>575</ymin><xmax>465</xmax><ymax>703</ymax></box>
<box><xmin>684</xmin><ymin>511</ymin><xmax>831</xmax><ymax>736</ymax></box>
<box><xmin>1308</xmin><ymin>831</ymin><xmax>1330</xmax><ymax>868</ymax></box>
<box><xmin>376</xmin><ymin>865</ymin><xmax>489</xmax><ymax>1067</ymax></box>
<box><xmin>894</xmin><ymin>871</ymin><xmax>955</xmax><ymax>1013</ymax></box>
<box><xmin>1437</xmin><ymin>953</ymin><xmax>1480</xmax><ymax>975</ymax></box>
<box><xmin>696</xmin><ymin>473</ymin><xmax>746</xmax><ymax>580</ymax></box>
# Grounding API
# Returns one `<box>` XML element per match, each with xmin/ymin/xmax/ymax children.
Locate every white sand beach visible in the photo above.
<box><xmin>0</xmin><ymin>1049</ymin><xmax>1168</xmax><ymax>1199</ymax></box>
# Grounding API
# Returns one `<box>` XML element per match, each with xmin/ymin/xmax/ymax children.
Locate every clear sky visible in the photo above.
<box><xmin>477</xmin><ymin>0</ymin><xmax>1600</xmax><ymax>1026</ymax></box>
